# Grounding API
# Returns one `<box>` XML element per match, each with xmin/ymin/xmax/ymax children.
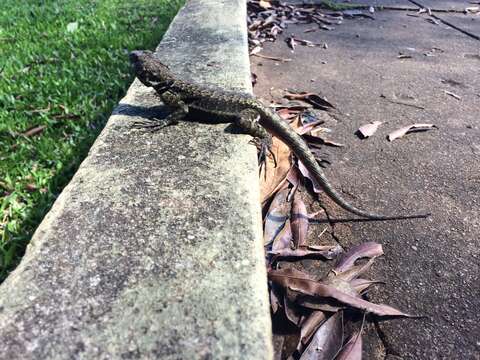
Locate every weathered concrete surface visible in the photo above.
<box><xmin>0</xmin><ymin>0</ymin><xmax>272</xmax><ymax>359</ymax></box>
<box><xmin>251</xmin><ymin>1</ymin><xmax>479</xmax><ymax>359</ymax></box>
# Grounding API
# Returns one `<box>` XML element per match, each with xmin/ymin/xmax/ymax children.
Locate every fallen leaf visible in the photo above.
<box><xmin>350</xmin><ymin>278</ymin><xmax>384</xmax><ymax>294</ymax></box>
<box><xmin>250</xmin><ymin>46</ymin><xmax>262</xmax><ymax>55</ymax></box>
<box><xmin>264</xmin><ymin>188</ymin><xmax>291</xmax><ymax>246</ymax></box>
<box><xmin>284</xmin><ymin>91</ymin><xmax>335</xmax><ymax>110</ymax></box>
<box><xmin>25</xmin><ymin>183</ymin><xmax>37</xmax><ymax>192</ymax></box>
<box><xmin>357</xmin><ymin>121</ymin><xmax>382</xmax><ymax>139</ymax></box>
<box><xmin>270</xmin><ymin>288</ymin><xmax>281</xmax><ymax>314</ymax></box>
<box><xmin>387</xmin><ymin>123</ymin><xmax>437</xmax><ymax>141</ymax></box>
<box><xmin>291</xmin><ymin>194</ymin><xmax>309</xmax><ymax>248</ymax></box>
<box><xmin>269</xmin><ymin>268</ymin><xmax>416</xmax><ymax>317</ymax></box>
<box><xmin>336</xmin><ymin>330</ymin><xmax>362</xmax><ymax>360</ymax></box>
<box><xmin>269</xmin><ymin>244</ymin><xmax>342</xmax><ymax>261</ymax></box>
<box><xmin>444</xmin><ymin>90</ymin><xmax>461</xmax><ymax>100</ymax></box>
<box><xmin>286</xmin><ymin>36</ymin><xmax>297</xmax><ymax>51</ymax></box>
<box><xmin>303</xmin><ymin>134</ymin><xmax>344</xmax><ymax>148</ymax></box>
<box><xmin>21</xmin><ymin>125</ymin><xmax>46</xmax><ymax>137</ymax></box>
<box><xmin>297</xmin><ymin>311</ymin><xmax>327</xmax><ymax>352</ymax></box>
<box><xmin>297</xmin><ymin>161</ymin><xmax>322</xmax><ymax>194</ymax></box>
<box><xmin>259</xmin><ymin>0</ymin><xmax>271</xmax><ymax>9</ymax></box>
<box><xmin>299</xmin><ymin>312</ymin><xmax>343</xmax><ymax>360</ymax></box>
<box><xmin>276</xmin><ymin>108</ymin><xmax>301</xmax><ymax>120</ymax></box>
<box><xmin>334</xmin><ymin>242</ymin><xmax>383</xmax><ymax>273</ymax></box>
<box><xmin>286</xmin><ymin>164</ymin><xmax>301</xmax><ymax>191</ymax></box>
<box><xmin>259</xmin><ymin>133</ymin><xmax>292</xmax><ymax>202</ymax></box>
<box><xmin>284</xmin><ymin>296</ymin><xmax>302</xmax><ymax>325</ymax></box>
<box><xmin>465</xmin><ymin>6</ymin><xmax>480</xmax><ymax>13</ymax></box>
<box><xmin>330</xmin><ymin>258</ymin><xmax>377</xmax><ymax>284</ymax></box>
<box><xmin>271</xmin><ymin>219</ymin><xmax>293</xmax><ymax>252</ymax></box>
<box><xmin>298</xmin><ymin>119</ymin><xmax>325</xmax><ymax>134</ymax></box>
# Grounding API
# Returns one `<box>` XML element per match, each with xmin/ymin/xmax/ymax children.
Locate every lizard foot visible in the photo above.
<box><xmin>253</xmin><ymin>135</ymin><xmax>276</xmax><ymax>174</ymax></box>
<box><xmin>131</xmin><ymin>117</ymin><xmax>178</xmax><ymax>132</ymax></box>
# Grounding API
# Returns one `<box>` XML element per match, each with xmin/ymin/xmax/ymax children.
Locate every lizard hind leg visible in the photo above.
<box><xmin>236</xmin><ymin>109</ymin><xmax>276</xmax><ymax>169</ymax></box>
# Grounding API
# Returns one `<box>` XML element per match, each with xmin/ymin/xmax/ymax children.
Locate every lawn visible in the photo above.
<box><xmin>0</xmin><ymin>0</ymin><xmax>184</xmax><ymax>281</ymax></box>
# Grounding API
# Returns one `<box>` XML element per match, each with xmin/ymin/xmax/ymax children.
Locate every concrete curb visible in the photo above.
<box><xmin>0</xmin><ymin>0</ymin><xmax>273</xmax><ymax>358</ymax></box>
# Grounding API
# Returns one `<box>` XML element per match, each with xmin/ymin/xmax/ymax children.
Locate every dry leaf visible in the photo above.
<box><xmin>298</xmin><ymin>119</ymin><xmax>325</xmax><ymax>134</ymax></box>
<box><xmin>21</xmin><ymin>125</ymin><xmax>46</xmax><ymax>137</ymax></box>
<box><xmin>284</xmin><ymin>91</ymin><xmax>335</xmax><ymax>110</ymax></box>
<box><xmin>330</xmin><ymin>258</ymin><xmax>377</xmax><ymax>284</ymax></box>
<box><xmin>299</xmin><ymin>312</ymin><xmax>343</xmax><ymax>360</ymax></box>
<box><xmin>269</xmin><ymin>244</ymin><xmax>342</xmax><ymax>261</ymax></box>
<box><xmin>334</xmin><ymin>242</ymin><xmax>383</xmax><ymax>273</ymax></box>
<box><xmin>387</xmin><ymin>123</ymin><xmax>437</xmax><ymax>141</ymax></box>
<box><xmin>259</xmin><ymin>0</ymin><xmax>272</xmax><ymax>9</ymax></box>
<box><xmin>297</xmin><ymin>311</ymin><xmax>327</xmax><ymax>352</ymax></box>
<box><xmin>303</xmin><ymin>134</ymin><xmax>344</xmax><ymax>148</ymax></box>
<box><xmin>286</xmin><ymin>36</ymin><xmax>297</xmax><ymax>51</ymax></box>
<box><xmin>264</xmin><ymin>188</ymin><xmax>291</xmax><ymax>246</ymax></box>
<box><xmin>284</xmin><ymin>296</ymin><xmax>302</xmax><ymax>325</ymax></box>
<box><xmin>444</xmin><ymin>90</ymin><xmax>461</xmax><ymax>100</ymax></box>
<box><xmin>350</xmin><ymin>278</ymin><xmax>384</xmax><ymax>294</ymax></box>
<box><xmin>357</xmin><ymin>121</ymin><xmax>382</xmax><ymax>139</ymax></box>
<box><xmin>259</xmin><ymin>134</ymin><xmax>292</xmax><ymax>202</ymax></box>
<box><xmin>269</xmin><ymin>268</ymin><xmax>416</xmax><ymax>317</ymax></box>
<box><xmin>297</xmin><ymin>161</ymin><xmax>322</xmax><ymax>194</ymax></box>
<box><xmin>336</xmin><ymin>331</ymin><xmax>362</xmax><ymax>360</ymax></box>
<box><xmin>286</xmin><ymin>164</ymin><xmax>301</xmax><ymax>191</ymax></box>
<box><xmin>270</xmin><ymin>288</ymin><xmax>281</xmax><ymax>314</ymax></box>
<box><xmin>271</xmin><ymin>219</ymin><xmax>293</xmax><ymax>253</ymax></box>
<box><xmin>276</xmin><ymin>107</ymin><xmax>300</xmax><ymax>120</ymax></box>
<box><xmin>291</xmin><ymin>194</ymin><xmax>309</xmax><ymax>248</ymax></box>
<box><xmin>25</xmin><ymin>183</ymin><xmax>37</xmax><ymax>192</ymax></box>
<box><xmin>465</xmin><ymin>6</ymin><xmax>480</xmax><ymax>13</ymax></box>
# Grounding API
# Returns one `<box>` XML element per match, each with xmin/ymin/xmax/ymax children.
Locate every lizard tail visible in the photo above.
<box><xmin>255</xmin><ymin>105</ymin><xmax>430</xmax><ymax>221</ymax></box>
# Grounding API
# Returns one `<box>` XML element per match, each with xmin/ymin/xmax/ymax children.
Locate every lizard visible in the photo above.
<box><xmin>129</xmin><ymin>50</ymin><xmax>429</xmax><ymax>221</ymax></box>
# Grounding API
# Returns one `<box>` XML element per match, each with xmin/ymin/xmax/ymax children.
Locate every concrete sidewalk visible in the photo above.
<box><xmin>251</xmin><ymin>0</ymin><xmax>479</xmax><ymax>358</ymax></box>
<box><xmin>0</xmin><ymin>1</ymin><xmax>272</xmax><ymax>358</ymax></box>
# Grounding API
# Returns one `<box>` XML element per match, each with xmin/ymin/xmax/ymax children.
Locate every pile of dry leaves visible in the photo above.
<box><xmin>247</xmin><ymin>0</ymin><xmax>344</xmax><ymax>55</ymax></box>
<box><xmin>258</xmin><ymin>90</ymin><xmax>418</xmax><ymax>359</ymax></box>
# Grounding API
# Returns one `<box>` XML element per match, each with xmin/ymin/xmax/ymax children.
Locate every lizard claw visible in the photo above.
<box><xmin>131</xmin><ymin>118</ymin><xmax>178</xmax><ymax>132</ymax></box>
<box><xmin>254</xmin><ymin>136</ymin><xmax>276</xmax><ymax>174</ymax></box>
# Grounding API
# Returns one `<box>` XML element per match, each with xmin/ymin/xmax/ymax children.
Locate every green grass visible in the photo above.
<box><xmin>0</xmin><ymin>0</ymin><xmax>184</xmax><ymax>281</ymax></box>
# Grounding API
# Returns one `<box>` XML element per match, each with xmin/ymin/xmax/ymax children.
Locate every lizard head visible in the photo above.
<box><xmin>130</xmin><ymin>50</ymin><xmax>174</xmax><ymax>91</ymax></box>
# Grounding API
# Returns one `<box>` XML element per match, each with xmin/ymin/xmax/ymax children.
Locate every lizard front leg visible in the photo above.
<box><xmin>236</xmin><ymin>109</ymin><xmax>275</xmax><ymax>168</ymax></box>
<box><xmin>132</xmin><ymin>90</ymin><xmax>189</xmax><ymax>132</ymax></box>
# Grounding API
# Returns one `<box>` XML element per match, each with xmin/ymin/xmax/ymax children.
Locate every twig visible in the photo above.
<box><xmin>376</xmin><ymin>5</ymin><xmax>469</xmax><ymax>13</ymax></box>
<box><xmin>381</xmin><ymin>98</ymin><xmax>425</xmax><ymax>110</ymax></box>
<box><xmin>251</xmin><ymin>53</ymin><xmax>292</xmax><ymax>62</ymax></box>
<box><xmin>289</xmin><ymin>1</ymin><xmax>470</xmax><ymax>13</ymax></box>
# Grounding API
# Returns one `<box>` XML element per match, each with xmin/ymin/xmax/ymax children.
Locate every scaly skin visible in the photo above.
<box><xmin>130</xmin><ymin>50</ymin><xmax>429</xmax><ymax>221</ymax></box>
